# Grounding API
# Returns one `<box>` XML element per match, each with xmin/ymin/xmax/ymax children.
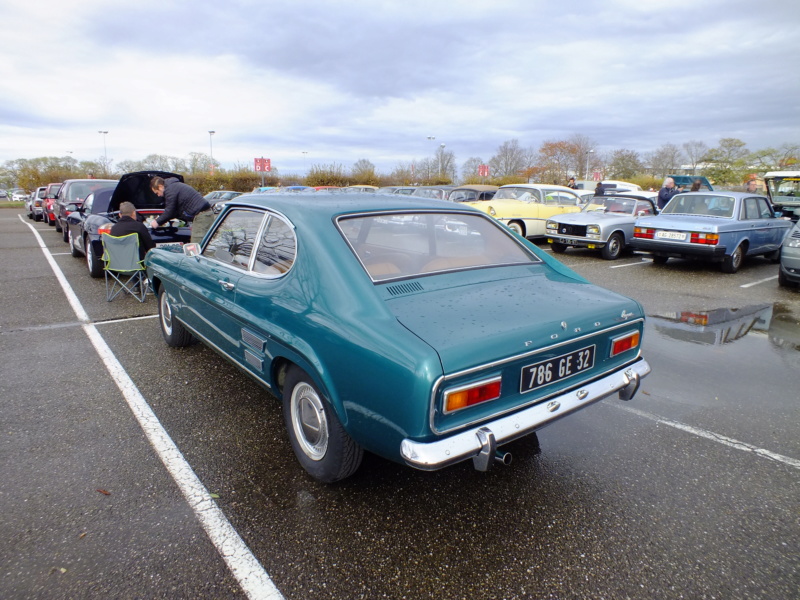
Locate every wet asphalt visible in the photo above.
<box><xmin>1</xmin><ymin>208</ymin><xmax>798</xmax><ymax>599</ymax></box>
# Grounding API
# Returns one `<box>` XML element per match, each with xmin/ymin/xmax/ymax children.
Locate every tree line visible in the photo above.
<box><xmin>2</xmin><ymin>137</ymin><xmax>797</xmax><ymax>194</ymax></box>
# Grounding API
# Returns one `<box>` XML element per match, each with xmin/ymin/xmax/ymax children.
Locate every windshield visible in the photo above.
<box><xmin>766</xmin><ymin>175</ymin><xmax>800</xmax><ymax>200</ymax></box>
<box><xmin>494</xmin><ymin>187</ymin><xmax>541</xmax><ymax>202</ymax></box>
<box><xmin>661</xmin><ymin>194</ymin><xmax>735</xmax><ymax>218</ymax></box>
<box><xmin>582</xmin><ymin>197</ymin><xmax>638</xmax><ymax>215</ymax></box>
<box><xmin>338</xmin><ymin>211</ymin><xmax>541</xmax><ymax>282</ymax></box>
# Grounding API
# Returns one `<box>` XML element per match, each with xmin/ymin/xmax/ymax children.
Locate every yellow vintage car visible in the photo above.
<box><xmin>465</xmin><ymin>184</ymin><xmax>584</xmax><ymax>238</ymax></box>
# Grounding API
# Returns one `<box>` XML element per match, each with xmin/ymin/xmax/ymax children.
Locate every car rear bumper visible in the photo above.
<box><xmin>400</xmin><ymin>357</ymin><xmax>651</xmax><ymax>471</ymax></box>
<box><xmin>631</xmin><ymin>239</ymin><xmax>727</xmax><ymax>259</ymax></box>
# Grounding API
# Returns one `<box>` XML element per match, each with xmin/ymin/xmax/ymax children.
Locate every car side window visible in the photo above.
<box><xmin>84</xmin><ymin>194</ymin><xmax>94</xmax><ymax>212</ymax></box>
<box><xmin>756</xmin><ymin>197</ymin><xmax>772</xmax><ymax>218</ymax></box>
<box><xmin>743</xmin><ymin>198</ymin><xmax>761</xmax><ymax>220</ymax></box>
<box><xmin>203</xmin><ymin>209</ymin><xmax>264</xmax><ymax>269</ymax></box>
<box><xmin>254</xmin><ymin>216</ymin><xmax>296</xmax><ymax>275</ymax></box>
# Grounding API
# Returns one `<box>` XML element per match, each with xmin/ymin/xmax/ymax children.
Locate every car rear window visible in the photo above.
<box><xmin>662</xmin><ymin>194</ymin><xmax>735</xmax><ymax>218</ymax></box>
<box><xmin>338</xmin><ymin>211</ymin><xmax>541</xmax><ymax>282</ymax></box>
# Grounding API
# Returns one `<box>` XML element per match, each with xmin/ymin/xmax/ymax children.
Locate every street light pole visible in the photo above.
<box><xmin>208</xmin><ymin>131</ymin><xmax>215</xmax><ymax>175</ymax></box>
<box><xmin>98</xmin><ymin>131</ymin><xmax>108</xmax><ymax>175</ymax></box>
<box><xmin>302</xmin><ymin>151</ymin><xmax>308</xmax><ymax>174</ymax></box>
<box><xmin>585</xmin><ymin>149</ymin><xmax>594</xmax><ymax>180</ymax></box>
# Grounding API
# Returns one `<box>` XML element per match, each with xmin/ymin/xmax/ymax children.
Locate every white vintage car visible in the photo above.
<box><xmin>546</xmin><ymin>192</ymin><xmax>659</xmax><ymax>260</ymax></box>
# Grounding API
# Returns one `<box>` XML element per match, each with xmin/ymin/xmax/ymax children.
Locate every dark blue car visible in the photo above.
<box><xmin>65</xmin><ymin>171</ymin><xmax>192</xmax><ymax>277</ymax></box>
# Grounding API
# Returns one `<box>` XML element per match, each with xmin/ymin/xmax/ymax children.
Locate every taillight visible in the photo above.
<box><xmin>689</xmin><ymin>232</ymin><xmax>719</xmax><ymax>245</ymax></box>
<box><xmin>444</xmin><ymin>377</ymin><xmax>502</xmax><ymax>413</ymax></box>
<box><xmin>98</xmin><ymin>224</ymin><xmax>113</xmax><ymax>236</ymax></box>
<box><xmin>634</xmin><ymin>227</ymin><xmax>654</xmax><ymax>239</ymax></box>
<box><xmin>610</xmin><ymin>331</ymin><xmax>640</xmax><ymax>357</ymax></box>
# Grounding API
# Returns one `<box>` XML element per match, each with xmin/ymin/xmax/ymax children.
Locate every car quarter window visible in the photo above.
<box><xmin>203</xmin><ymin>209</ymin><xmax>264</xmax><ymax>269</ymax></box>
<box><xmin>338</xmin><ymin>212</ymin><xmax>540</xmax><ymax>282</ymax></box>
<box><xmin>756</xmin><ymin>197</ymin><xmax>772</xmax><ymax>218</ymax></box>
<box><xmin>254</xmin><ymin>216</ymin><xmax>296</xmax><ymax>275</ymax></box>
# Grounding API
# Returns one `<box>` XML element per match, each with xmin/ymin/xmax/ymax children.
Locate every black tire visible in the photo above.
<box><xmin>550</xmin><ymin>242</ymin><xmax>568</xmax><ymax>254</ymax></box>
<box><xmin>34</xmin><ymin>214</ymin><xmax>42</xmax><ymax>222</ymax></box>
<box><xmin>158</xmin><ymin>288</ymin><xmax>196</xmax><ymax>347</ymax></box>
<box><xmin>601</xmin><ymin>232</ymin><xmax>624</xmax><ymax>260</ymax></box>
<box><xmin>721</xmin><ymin>244</ymin><xmax>744</xmax><ymax>274</ymax></box>
<box><xmin>766</xmin><ymin>248</ymin><xmax>781</xmax><ymax>264</ymax></box>
<box><xmin>778</xmin><ymin>267</ymin><xmax>796</xmax><ymax>288</ymax></box>
<box><xmin>69</xmin><ymin>229</ymin><xmax>81</xmax><ymax>257</ymax></box>
<box><xmin>652</xmin><ymin>255</ymin><xmax>669</xmax><ymax>265</ymax></box>
<box><xmin>283</xmin><ymin>366</ymin><xmax>363</xmax><ymax>483</ymax></box>
<box><xmin>61</xmin><ymin>222</ymin><xmax>69</xmax><ymax>243</ymax></box>
<box><xmin>86</xmin><ymin>237</ymin><xmax>104</xmax><ymax>278</ymax></box>
<box><xmin>507</xmin><ymin>221</ymin><xmax>525</xmax><ymax>237</ymax></box>
<box><xmin>55</xmin><ymin>218</ymin><xmax>62</xmax><ymax>233</ymax></box>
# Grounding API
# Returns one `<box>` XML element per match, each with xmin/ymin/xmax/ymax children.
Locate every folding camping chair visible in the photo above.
<box><xmin>101</xmin><ymin>233</ymin><xmax>148</xmax><ymax>302</ymax></box>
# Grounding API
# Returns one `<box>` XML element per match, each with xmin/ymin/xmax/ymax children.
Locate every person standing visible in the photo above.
<box><xmin>110</xmin><ymin>201</ymin><xmax>155</xmax><ymax>260</ymax></box>
<box><xmin>594</xmin><ymin>181</ymin><xmax>606</xmax><ymax>197</ymax></box>
<box><xmin>567</xmin><ymin>177</ymin><xmax>579</xmax><ymax>189</ymax></box>
<box><xmin>149</xmin><ymin>176</ymin><xmax>212</xmax><ymax>243</ymax></box>
<box><xmin>745</xmin><ymin>179</ymin><xmax>758</xmax><ymax>193</ymax></box>
<box><xmin>657</xmin><ymin>177</ymin><xmax>682</xmax><ymax>209</ymax></box>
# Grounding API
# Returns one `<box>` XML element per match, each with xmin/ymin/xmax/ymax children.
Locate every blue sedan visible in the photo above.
<box><xmin>146</xmin><ymin>193</ymin><xmax>651</xmax><ymax>482</ymax></box>
<box><xmin>631</xmin><ymin>191</ymin><xmax>792</xmax><ymax>273</ymax></box>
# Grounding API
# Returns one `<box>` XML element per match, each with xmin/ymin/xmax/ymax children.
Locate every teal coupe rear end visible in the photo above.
<box><xmin>146</xmin><ymin>193</ymin><xmax>650</xmax><ymax>482</ymax></box>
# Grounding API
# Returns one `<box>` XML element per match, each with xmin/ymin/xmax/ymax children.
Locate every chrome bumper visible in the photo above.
<box><xmin>400</xmin><ymin>358</ymin><xmax>650</xmax><ymax>471</ymax></box>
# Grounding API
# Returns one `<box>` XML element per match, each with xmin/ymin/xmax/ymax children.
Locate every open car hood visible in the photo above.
<box><xmin>108</xmin><ymin>171</ymin><xmax>184</xmax><ymax>213</ymax></box>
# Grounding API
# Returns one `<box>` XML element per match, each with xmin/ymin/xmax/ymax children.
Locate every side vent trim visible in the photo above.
<box><xmin>386</xmin><ymin>281</ymin><xmax>424</xmax><ymax>296</ymax></box>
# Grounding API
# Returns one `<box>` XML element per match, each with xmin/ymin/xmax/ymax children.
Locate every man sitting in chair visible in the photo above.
<box><xmin>111</xmin><ymin>201</ymin><xmax>155</xmax><ymax>260</ymax></box>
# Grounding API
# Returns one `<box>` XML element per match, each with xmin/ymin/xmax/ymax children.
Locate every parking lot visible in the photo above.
<box><xmin>2</xmin><ymin>207</ymin><xmax>798</xmax><ymax>599</ymax></box>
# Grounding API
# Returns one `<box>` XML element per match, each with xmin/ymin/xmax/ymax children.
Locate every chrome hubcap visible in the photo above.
<box><xmin>160</xmin><ymin>293</ymin><xmax>173</xmax><ymax>335</ymax></box>
<box><xmin>291</xmin><ymin>383</ymin><xmax>328</xmax><ymax>461</ymax></box>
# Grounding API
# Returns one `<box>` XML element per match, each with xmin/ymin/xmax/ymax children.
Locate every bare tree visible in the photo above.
<box><xmin>489</xmin><ymin>139</ymin><xmax>526</xmax><ymax>178</ymax></box>
<box><xmin>682</xmin><ymin>140</ymin><xmax>709</xmax><ymax>175</ymax></box>
<box><xmin>646</xmin><ymin>143</ymin><xmax>684</xmax><ymax>178</ymax></box>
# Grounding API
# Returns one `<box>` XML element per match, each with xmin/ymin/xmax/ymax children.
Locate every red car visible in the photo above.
<box><xmin>41</xmin><ymin>183</ymin><xmax>62</xmax><ymax>226</ymax></box>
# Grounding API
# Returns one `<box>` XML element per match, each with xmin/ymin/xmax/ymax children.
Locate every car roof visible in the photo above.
<box><xmin>224</xmin><ymin>191</ymin><xmax>479</xmax><ymax>221</ymax></box>
<box><xmin>498</xmin><ymin>183</ymin><xmax>579</xmax><ymax>192</ymax></box>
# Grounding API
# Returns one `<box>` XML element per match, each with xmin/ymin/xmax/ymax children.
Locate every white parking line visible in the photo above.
<box><xmin>610</xmin><ymin>258</ymin><xmax>652</xmax><ymax>269</ymax></box>
<box><xmin>614</xmin><ymin>403</ymin><xmax>800</xmax><ymax>471</ymax></box>
<box><xmin>740</xmin><ymin>275</ymin><xmax>778</xmax><ymax>288</ymax></box>
<box><xmin>19</xmin><ymin>215</ymin><xmax>284</xmax><ymax>600</ymax></box>
<box><xmin>50</xmin><ymin>252</ymin><xmax>71</xmax><ymax>256</ymax></box>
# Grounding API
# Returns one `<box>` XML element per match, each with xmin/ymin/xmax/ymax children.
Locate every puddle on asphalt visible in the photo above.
<box><xmin>648</xmin><ymin>302</ymin><xmax>800</xmax><ymax>357</ymax></box>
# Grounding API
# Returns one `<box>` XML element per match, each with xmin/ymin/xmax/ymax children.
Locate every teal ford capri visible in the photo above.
<box><xmin>145</xmin><ymin>193</ymin><xmax>651</xmax><ymax>482</ymax></box>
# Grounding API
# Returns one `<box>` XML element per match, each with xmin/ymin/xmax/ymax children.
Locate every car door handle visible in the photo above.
<box><xmin>218</xmin><ymin>280</ymin><xmax>235</xmax><ymax>291</ymax></box>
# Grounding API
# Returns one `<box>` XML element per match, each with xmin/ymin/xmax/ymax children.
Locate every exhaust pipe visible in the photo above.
<box><xmin>495</xmin><ymin>450</ymin><xmax>512</xmax><ymax>466</ymax></box>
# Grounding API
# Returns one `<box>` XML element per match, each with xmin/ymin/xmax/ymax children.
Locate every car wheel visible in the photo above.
<box><xmin>721</xmin><ymin>244</ymin><xmax>744</xmax><ymax>274</ymax></box>
<box><xmin>283</xmin><ymin>365</ymin><xmax>363</xmax><ymax>483</ymax></box>
<box><xmin>61</xmin><ymin>222</ymin><xmax>70</xmax><ymax>243</ymax></box>
<box><xmin>34</xmin><ymin>214</ymin><xmax>42</xmax><ymax>222</ymax></box>
<box><xmin>55</xmin><ymin>218</ymin><xmax>62</xmax><ymax>233</ymax></box>
<box><xmin>86</xmin><ymin>237</ymin><xmax>104</xmax><ymax>278</ymax></box>
<box><xmin>766</xmin><ymin>248</ymin><xmax>781</xmax><ymax>264</ymax></box>
<box><xmin>507</xmin><ymin>221</ymin><xmax>525</xmax><ymax>237</ymax></box>
<box><xmin>69</xmin><ymin>229</ymin><xmax>81</xmax><ymax>257</ymax></box>
<box><xmin>601</xmin><ymin>232</ymin><xmax>624</xmax><ymax>260</ymax></box>
<box><xmin>652</xmin><ymin>255</ymin><xmax>669</xmax><ymax>265</ymax></box>
<box><xmin>550</xmin><ymin>242</ymin><xmax>568</xmax><ymax>254</ymax></box>
<box><xmin>158</xmin><ymin>288</ymin><xmax>196</xmax><ymax>347</ymax></box>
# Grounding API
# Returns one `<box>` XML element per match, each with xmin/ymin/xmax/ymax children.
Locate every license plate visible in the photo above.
<box><xmin>156</xmin><ymin>242</ymin><xmax>184</xmax><ymax>252</ymax></box>
<box><xmin>656</xmin><ymin>230</ymin><xmax>687</xmax><ymax>240</ymax></box>
<box><xmin>520</xmin><ymin>345</ymin><xmax>595</xmax><ymax>394</ymax></box>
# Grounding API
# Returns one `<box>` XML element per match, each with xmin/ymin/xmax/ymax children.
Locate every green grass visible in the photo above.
<box><xmin>0</xmin><ymin>202</ymin><xmax>25</xmax><ymax>209</ymax></box>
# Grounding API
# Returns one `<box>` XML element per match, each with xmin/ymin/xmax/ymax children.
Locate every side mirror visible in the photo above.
<box><xmin>183</xmin><ymin>243</ymin><xmax>201</xmax><ymax>257</ymax></box>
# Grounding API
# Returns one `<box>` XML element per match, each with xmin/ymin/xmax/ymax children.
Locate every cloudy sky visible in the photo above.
<box><xmin>1</xmin><ymin>0</ymin><xmax>798</xmax><ymax>175</ymax></box>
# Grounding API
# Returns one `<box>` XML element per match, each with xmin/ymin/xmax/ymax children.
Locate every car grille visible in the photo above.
<box><xmin>556</xmin><ymin>223</ymin><xmax>587</xmax><ymax>237</ymax></box>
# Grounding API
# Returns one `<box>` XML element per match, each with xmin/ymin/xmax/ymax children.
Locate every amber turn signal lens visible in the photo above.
<box><xmin>444</xmin><ymin>378</ymin><xmax>502</xmax><ymax>413</ymax></box>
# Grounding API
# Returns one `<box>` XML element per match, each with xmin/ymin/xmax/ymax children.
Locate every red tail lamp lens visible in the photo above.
<box><xmin>611</xmin><ymin>331</ymin><xmax>640</xmax><ymax>357</ymax></box>
<box><xmin>444</xmin><ymin>378</ymin><xmax>502</xmax><ymax>413</ymax></box>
